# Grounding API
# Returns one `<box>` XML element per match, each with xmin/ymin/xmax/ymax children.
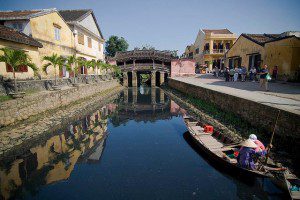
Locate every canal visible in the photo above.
<box><xmin>0</xmin><ymin>87</ymin><xmax>287</xmax><ymax>199</ymax></box>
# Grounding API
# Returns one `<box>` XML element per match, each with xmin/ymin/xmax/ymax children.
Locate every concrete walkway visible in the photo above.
<box><xmin>172</xmin><ymin>74</ymin><xmax>300</xmax><ymax>115</ymax></box>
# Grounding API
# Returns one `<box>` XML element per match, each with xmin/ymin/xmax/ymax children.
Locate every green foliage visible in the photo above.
<box><xmin>42</xmin><ymin>53</ymin><xmax>66</xmax><ymax>74</ymax></box>
<box><xmin>0</xmin><ymin>48</ymin><xmax>37</xmax><ymax>73</ymax></box>
<box><xmin>0</xmin><ymin>95</ymin><xmax>12</xmax><ymax>102</ymax></box>
<box><xmin>105</xmin><ymin>35</ymin><xmax>129</xmax><ymax>57</ymax></box>
<box><xmin>0</xmin><ymin>47</ymin><xmax>37</xmax><ymax>91</ymax></box>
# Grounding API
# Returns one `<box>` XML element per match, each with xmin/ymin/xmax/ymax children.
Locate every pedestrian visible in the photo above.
<box><xmin>272</xmin><ymin>66</ymin><xmax>278</xmax><ymax>81</ymax></box>
<box><xmin>234</xmin><ymin>67</ymin><xmax>239</xmax><ymax>82</ymax></box>
<box><xmin>229</xmin><ymin>68</ymin><xmax>235</xmax><ymax>81</ymax></box>
<box><xmin>241</xmin><ymin>66</ymin><xmax>247</xmax><ymax>82</ymax></box>
<box><xmin>258</xmin><ymin>64</ymin><xmax>269</xmax><ymax>91</ymax></box>
<box><xmin>250</xmin><ymin>67</ymin><xmax>256</xmax><ymax>82</ymax></box>
<box><xmin>224</xmin><ymin>67</ymin><xmax>230</xmax><ymax>82</ymax></box>
<box><xmin>215</xmin><ymin>67</ymin><xmax>219</xmax><ymax>78</ymax></box>
<box><xmin>238</xmin><ymin>67</ymin><xmax>242</xmax><ymax>81</ymax></box>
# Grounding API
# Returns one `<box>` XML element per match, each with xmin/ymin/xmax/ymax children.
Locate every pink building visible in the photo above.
<box><xmin>170</xmin><ymin>58</ymin><xmax>196</xmax><ymax>77</ymax></box>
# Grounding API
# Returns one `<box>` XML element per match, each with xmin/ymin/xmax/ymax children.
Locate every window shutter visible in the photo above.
<box><xmin>6</xmin><ymin>64</ymin><xmax>13</xmax><ymax>72</ymax></box>
<box><xmin>84</xmin><ymin>67</ymin><xmax>88</xmax><ymax>74</ymax></box>
<box><xmin>78</xmin><ymin>33</ymin><xmax>84</xmax><ymax>45</ymax></box>
<box><xmin>88</xmin><ymin>37</ymin><xmax>92</xmax><ymax>48</ymax></box>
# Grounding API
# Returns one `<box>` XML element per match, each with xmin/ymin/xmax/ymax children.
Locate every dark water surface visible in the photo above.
<box><xmin>0</xmin><ymin>87</ymin><xmax>287</xmax><ymax>199</ymax></box>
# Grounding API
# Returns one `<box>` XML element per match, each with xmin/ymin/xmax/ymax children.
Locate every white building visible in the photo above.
<box><xmin>59</xmin><ymin>9</ymin><xmax>105</xmax><ymax>75</ymax></box>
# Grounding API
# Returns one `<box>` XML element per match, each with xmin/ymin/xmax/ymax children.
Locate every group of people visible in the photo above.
<box><xmin>215</xmin><ymin>65</ymin><xmax>279</xmax><ymax>91</ymax></box>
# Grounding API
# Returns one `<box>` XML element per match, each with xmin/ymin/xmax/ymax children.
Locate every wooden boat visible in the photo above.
<box><xmin>277</xmin><ymin>170</ymin><xmax>300</xmax><ymax>200</ymax></box>
<box><xmin>183</xmin><ymin>116</ymin><xmax>300</xmax><ymax>199</ymax></box>
<box><xmin>183</xmin><ymin>116</ymin><xmax>274</xmax><ymax>178</ymax></box>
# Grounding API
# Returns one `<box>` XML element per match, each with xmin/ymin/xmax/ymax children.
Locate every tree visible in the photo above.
<box><xmin>0</xmin><ymin>47</ymin><xmax>37</xmax><ymax>93</ymax></box>
<box><xmin>105</xmin><ymin>35</ymin><xmax>129</xmax><ymax>57</ymax></box>
<box><xmin>66</xmin><ymin>55</ymin><xmax>78</xmax><ymax>84</ymax></box>
<box><xmin>87</xmin><ymin>60</ymin><xmax>97</xmax><ymax>74</ymax></box>
<box><xmin>42</xmin><ymin>53</ymin><xmax>66</xmax><ymax>86</ymax></box>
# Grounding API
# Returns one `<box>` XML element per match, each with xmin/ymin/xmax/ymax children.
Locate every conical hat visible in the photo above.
<box><xmin>240</xmin><ymin>139</ymin><xmax>257</xmax><ymax>148</ymax></box>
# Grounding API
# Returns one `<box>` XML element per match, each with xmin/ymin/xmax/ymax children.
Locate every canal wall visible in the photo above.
<box><xmin>168</xmin><ymin>78</ymin><xmax>300</xmax><ymax>138</ymax></box>
<box><xmin>0</xmin><ymin>85</ymin><xmax>123</xmax><ymax>156</ymax></box>
<box><xmin>0</xmin><ymin>79</ymin><xmax>121</xmax><ymax>127</ymax></box>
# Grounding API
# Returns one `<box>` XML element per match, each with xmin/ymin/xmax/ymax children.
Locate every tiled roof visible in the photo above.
<box><xmin>0</xmin><ymin>9</ymin><xmax>55</xmax><ymax>20</ymax></box>
<box><xmin>59</xmin><ymin>9</ymin><xmax>104</xmax><ymax>40</ymax></box>
<box><xmin>0</xmin><ymin>25</ymin><xmax>42</xmax><ymax>47</ymax></box>
<box><xmin>203</xmin><ymin>29</ymin><xmax>233</xmax><ymax>34</ymax></box>
<box><xmin>58</xmin><ymin>9</ymin><xmax>91</xmax><ymax>22</ymax></box>
<box><xmin>242</xmin><ymin>33</ymin><xmax>281</xmax><ymax>45</ymax></box>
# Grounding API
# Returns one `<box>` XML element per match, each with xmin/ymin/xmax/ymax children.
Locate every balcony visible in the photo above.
<box><xmin>203</xmin><ymin>49</ymin><xmax>229</xmax><ymax>55</ymax></box>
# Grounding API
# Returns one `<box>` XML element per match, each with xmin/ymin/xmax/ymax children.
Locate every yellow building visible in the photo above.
<box><xmin>185</xmin><ymin>29</ymin><xmax>237</xmax><ymax>71</ymax></box>
<box><xmin>225</xmin><ymin>32</ymin><xmax>300</xmax><ymax>81</ymax></box>
<box><xmin>0</xmin><ymin>25</ymin><xmax>43</xmax><ymax>79</ymax></box>
<box><xmin>0</xmin><ymin>8</ymin><xmax>105</xmax><ymax>79</ymax></box>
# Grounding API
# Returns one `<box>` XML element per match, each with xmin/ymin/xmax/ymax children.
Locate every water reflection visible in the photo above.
<box><xmin>0</xmin><ymin>87</ymin><xmax>287</xmax><ymax>199</ymax></box>
<box><xmin>0</xmin><ymin>106</ymin><xmax>112</xmax><ymax>200</ymax></box>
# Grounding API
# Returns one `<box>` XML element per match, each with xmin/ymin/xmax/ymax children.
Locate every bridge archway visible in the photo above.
<box><xmin>116</xmin><ymin>50</ymin><xmax>173</xmax><ymax>87</ymax></box>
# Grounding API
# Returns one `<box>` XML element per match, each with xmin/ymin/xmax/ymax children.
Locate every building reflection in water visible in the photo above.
<box><xmin>0</xmin><ymin>105</ymin><xmax>115</xmax><ymax>200</ymax></box>
<box><xmin>0</xmin><ymin>87</ymin><xmax>185</xmax><ymax>200</ymax></box>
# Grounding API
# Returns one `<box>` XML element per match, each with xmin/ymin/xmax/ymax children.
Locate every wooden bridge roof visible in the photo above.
<box><xmin>115</xmin><ymin>49</ymin><xmax>175</xmax><ymax>62</ymax></box>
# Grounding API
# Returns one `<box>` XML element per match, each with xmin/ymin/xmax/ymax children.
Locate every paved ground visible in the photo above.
<box><xmin>172</xmin><ymin>74</ymin><xmax>300</xmax><ymax>115</ymax></box>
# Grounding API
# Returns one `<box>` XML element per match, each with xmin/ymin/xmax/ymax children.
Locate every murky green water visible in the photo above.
<box><xmin>0</xmin><ymin>87</ymin><xmax>287</xmax><ymax>199</ymax></box>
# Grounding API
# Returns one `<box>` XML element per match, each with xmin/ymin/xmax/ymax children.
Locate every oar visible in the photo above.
<box><xmin>264</xmin><ymin>110</ymin><xmax>281</xmax><ymax>165</ymax></box>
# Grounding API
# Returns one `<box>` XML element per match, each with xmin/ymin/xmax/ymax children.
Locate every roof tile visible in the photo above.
<box><xmin>0</xmin><ymin>25</ymin><xmax>42</xmax><ymax>47</ymax></box>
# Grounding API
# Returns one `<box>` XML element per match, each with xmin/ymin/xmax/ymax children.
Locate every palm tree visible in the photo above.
<box><xmin>95</xmin><ymin>60</ymin><xmax>103</xmax><ymax>75</ymax></box>
<box><xmin>66</xmin><ymin>55</ymin><xmax>78</xmax><ymax>85</ymax></box>
<box><xmin>0</xmin><ymin>47</ymin><xmax>37</xmax><ymax>93</ymax></box>
<box><xmin>42</xmin><ymin>53</ymin><xmax>66</xmax><ymax>86</ymax></box>
<box><xmin>87</xmin><ymin>60</ymin><xmax>97</xmax><ymax>75</ymax></box>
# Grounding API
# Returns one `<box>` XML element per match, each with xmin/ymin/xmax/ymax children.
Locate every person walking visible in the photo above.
<box><xmin>241</xmin><ymin>66</ymin><xmax>247</xmax><ymax>82</ymax></box>
<box><xmin>250</xmin><ymin>67</ymin><xmax>256</xmax><ymax>82</ymax></box>
<box><xmin>229</xmin><ymin>68</ymin><xmax>234</xmax><ymax>81</ymax></box>
<box><xmin>259</xmin><ymin>64</ymin><xmax>269</xmax><ymax>91</ymax></box>
<box><xmin>234</xmin><ymin>67</ymin><xmax>239</xmax><ymax>82</ymax></box>
<box><xmin>215</xmin><ymin>66</ymin><xmax>219</xmax><ymax>78</ymax></box>
<box><xmin>224</xmin><ymin>67</ymin><xmax>230</xmax><ymax>82</ymax></box>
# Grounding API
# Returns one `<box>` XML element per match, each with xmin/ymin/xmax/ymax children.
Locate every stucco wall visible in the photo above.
<box><xmin>0</xmin><ymin>39</ymin><xmax>40</xmax><ymax>79</ymax></box>
<box><xmin>225</xmin><ymin>36</ymin><xmax>265</xmax><ymax>68</ymax></box>
<box><xmin>168</xmin><ymin>78</ymin><xmax>300</xmax><ymax>137</ymax></box>
<box><xmin>79</xmin><ymin>14</ymin><xmax>101</xmax><ymax>37</ymax></box>
<box><xmin>0</xmin><ymin>79</ymin><xmax>121</xmax><ymax>127</ymax></box>
<box><xmin>265</xmin><ymin>37</ymin><xmax>300</xmax><ymax>80</ymax></box>
<box><xmin>170</xmin><ymin>59</ymin><xmax>195</xmax><ymax>77</ymax></box>
<box><xmin>30</xmin><ymin>12</ymin><xmax>75</xmax><ymax>78</ymax></box>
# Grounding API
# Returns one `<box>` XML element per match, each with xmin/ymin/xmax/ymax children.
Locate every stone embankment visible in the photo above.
<box><xmin>168</xmin><ymin>78</ymin><xmax>300</xmax><ymax>138</ymax></box>
<box><xmin>0</xmin><ymin>79</ymin><xmax>120</xmax><ymax>127</ymax></box>
<box><xmin>0</xmin><ymin>84</ymin><xmax>123</xmax><ymax>156</ymax></box>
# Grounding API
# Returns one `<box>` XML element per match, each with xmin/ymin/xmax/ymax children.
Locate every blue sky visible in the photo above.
<box><xmin>1</xmin><ymin>0</ymin><xmax>299</xmax><ymax>54</ymax></box>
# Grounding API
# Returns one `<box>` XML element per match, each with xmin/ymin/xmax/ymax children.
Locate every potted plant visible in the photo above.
<box><xmin>42</xmin><ymin>53</ymin><xmax>66</xmax><ymax>90</ymax></box>
<box><xmin>0</xmin><ymin>48</ymin><xmax>38</xmax><ymax>98</ymax></box>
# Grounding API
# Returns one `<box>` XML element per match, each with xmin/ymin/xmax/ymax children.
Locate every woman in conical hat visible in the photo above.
<box><xmin>237</xmin><ymin>139</ymin><xmax>262</xmax><ymax>170</ymax></box>
<box><xmin>241</xmin><ymin>139</ymin><xmax>258</xmax><ymax>148</ymax></box>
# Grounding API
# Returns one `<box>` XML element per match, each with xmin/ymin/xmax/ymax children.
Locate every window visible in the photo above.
<box><xmin>98</xmin><ymin>43</ymin><xmax>102</xmax><ymax>51</ymax></box>
<box><xmin>6</xmin><ymin>64</ymin><xmax>28</xmax><ymax>72</ymax></box>
<box><xmin>188</xmin><ymin>52</ymin><xmax>193</xmax><ymax>58</ymax></box>
<box><xmin>195</xmin><ymin>48</ymin><xmax>199</xmax><ymax>54</ymax></box>
<box><xmin>54</xmin><ymin>27</ymin><xmax>61</xmax><ymax>41</ymax></box>
<box><xmin>12</xmin><ymin>23</ymin><xmax>23</xmax><ymax>31</ymax></box>
<box><xmin>88</xmin><ymin>37</ymin><xmax>92</xmax><ymax>48</ymax></box>
<box><xmin>78</xmin><ymin>32</ymin><xmax>84</xmax><ymax>45</ymax></box>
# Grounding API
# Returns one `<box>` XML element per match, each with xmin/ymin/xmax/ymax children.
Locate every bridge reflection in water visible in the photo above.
<box><xmin>0</xmin><ymin>87</ymin><xmax>186</xmax><ymax>200</ymax></box>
